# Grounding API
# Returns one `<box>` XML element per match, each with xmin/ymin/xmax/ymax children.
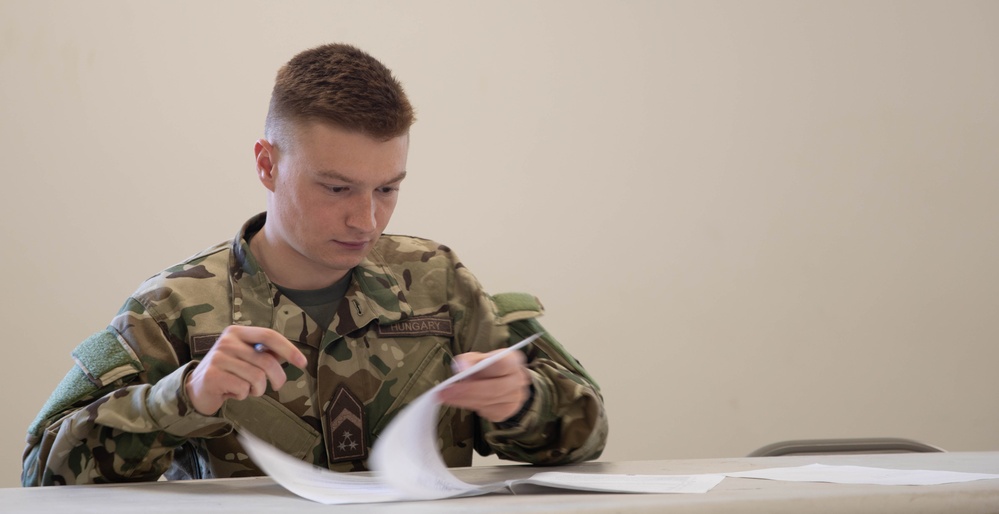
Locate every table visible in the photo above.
<box><xmin>4</xmin><ymin>452</ymin><xmax>998</xmax><ymax>513</ymax></box>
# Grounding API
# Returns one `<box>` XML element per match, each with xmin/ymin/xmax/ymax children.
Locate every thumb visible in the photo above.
<box><xmin>451</xmin><ymin>355</ymin><xmax>469</xmax><ymax>374</ymax></box>
<box><xmin>450</xmin><ymin>353</ymin><xmax>487</xmax><ymax>374</ymax></box>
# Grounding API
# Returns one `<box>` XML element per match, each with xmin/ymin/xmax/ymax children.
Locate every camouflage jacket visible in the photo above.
<box><xmin>23</xmin><ymin>214</ymin><xmax>607</xmax><ymax>486</ymax></box>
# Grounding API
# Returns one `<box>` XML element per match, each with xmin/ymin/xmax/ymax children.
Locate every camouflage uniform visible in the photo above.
<box><xmin>22</xmin><ymin>214</ymin><xmax>607</xmax><ymax>486</ymax></box>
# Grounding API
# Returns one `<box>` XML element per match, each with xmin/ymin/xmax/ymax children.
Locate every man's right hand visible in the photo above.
<box><xmin>184</xmin><ymin>325</ymin><xmax>308</xmax><ymax>415</ymax></box>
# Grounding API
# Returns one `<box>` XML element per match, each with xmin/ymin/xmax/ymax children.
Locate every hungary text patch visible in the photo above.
<box><xmin>375</xmin><ymin>315</ymin><xmax>453</xmax><ymax>337</ymax></box>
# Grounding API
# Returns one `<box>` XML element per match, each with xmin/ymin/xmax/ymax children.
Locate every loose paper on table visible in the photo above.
<box><xmin>238</xmin><ymin>333</ymin><xmax>999</xmax><ymax>504</ymax></box>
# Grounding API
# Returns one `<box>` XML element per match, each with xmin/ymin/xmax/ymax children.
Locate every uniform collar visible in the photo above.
<box><xmin>228</xmin><ymin>213</ymin><xmax>275</xmax><ymax>329</ymax></box>
<box><xmin>227</xmin><ymin>213</ymin><xmax>414</xmax><ymax>340</ymax></box>
<box><xmin>325</xmin><ymin>237</ymin><xmax>415</xmax><ymax>338</ymax></box>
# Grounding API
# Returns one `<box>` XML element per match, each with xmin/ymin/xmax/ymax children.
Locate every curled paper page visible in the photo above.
<box><xmin>239</xmin><ymin>332</ymin><xmax>728</xmax><ymax>504</ymax></box>
<box><xmin>239</xmin><ymin>430</ymin><xmax>398</xmax><ymax>505</ymax></box>
<box><xmin>239</xmin><ymin>334</ymin><xmax>541</xmax><ymax>504</ymax></box>
<box><xmin>368</xmin><ymin>333</ymin><xmax>543</xmax><ymax>499</ymax></box>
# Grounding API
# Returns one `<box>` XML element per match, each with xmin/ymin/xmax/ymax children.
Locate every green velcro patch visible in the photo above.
<box><xmin>71</xmin><ymin>328</ymin><xmax>143</xmax><ymax>387</ymax></box>
<box><xmin>27</xmin><ymin>329</ymin><xmax>144</xmax><ymax>437</ymax></box>
<box><xmin>28</xmin><ymin>367</ymin><xmax>93</xmax><ymax>437</ymax></box>
<box><xmin>491</xmin><ymin>292</ymin><xmax>545</xmax><ymax>325</ymax></box>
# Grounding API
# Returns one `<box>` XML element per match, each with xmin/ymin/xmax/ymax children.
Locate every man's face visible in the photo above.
<box><xmin>257</xmin><ymin>121</ymin><xmax>409</xmax><ymax>289</ymax></box>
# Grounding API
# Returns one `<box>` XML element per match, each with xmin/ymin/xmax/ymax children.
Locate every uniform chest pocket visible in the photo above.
<box><xmin>367</xmin><ymin>334</ymin><xmax>454</xmax><ymax>435</ymax></box>
<box><xmin>363</xmin><ymin>315</ymin><xmax>456</xmax><ymax>434</ymax></box>
<box><xmin>222</xmin><ymin>394</ymin><xmax>321</xmax><ymax>461</ymax></box>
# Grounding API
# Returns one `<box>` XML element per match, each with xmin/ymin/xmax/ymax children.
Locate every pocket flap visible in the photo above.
<box><xmin>223</xmin><ymin>395</ymin><xmax>322</xmax><ymax>461</ymax></box>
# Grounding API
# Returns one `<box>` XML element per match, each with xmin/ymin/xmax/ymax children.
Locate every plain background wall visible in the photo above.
<box><xmin>1</xmin><ymin>0</ymin><xmax>997</xmax><ymax>488</ymax></box>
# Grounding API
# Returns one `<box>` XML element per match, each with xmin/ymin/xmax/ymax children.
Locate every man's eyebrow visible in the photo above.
<box><xmin>316</xmin><ymin>170</ymin><xmax>407</xmax><ymax>185</ymax></box>
<box><xmin>385</xmin><ymin>171</ymin><xmax>408</xmax><ymax>184</ymax></box>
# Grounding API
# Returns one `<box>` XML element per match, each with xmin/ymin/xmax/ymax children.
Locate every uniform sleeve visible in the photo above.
<box><xmin>21</xmin><ymin>298</ymin><xmax>231</xmax><ymax>486</ymax></box>
<box><xmin>448</xmin><ymin>258</ymin><xmax>608</xmax><ymax>465</ymax></box>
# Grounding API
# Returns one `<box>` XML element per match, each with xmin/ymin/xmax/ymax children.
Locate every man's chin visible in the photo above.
<box><xmin>320</xmin><ymin>257</ymin><xmax>367</xmax><ymax>273</ymax></box>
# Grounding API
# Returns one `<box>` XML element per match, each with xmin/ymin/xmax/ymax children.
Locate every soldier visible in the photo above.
<box><xmin>22</xmin><ymin>43</ymin><xmax>607</xmax><ymax>486</ymax></box>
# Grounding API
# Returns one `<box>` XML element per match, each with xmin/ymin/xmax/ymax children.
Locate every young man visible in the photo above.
<box><xmin>22</xmin><ymin>44</ymin><xmax>607</xmax><ymax>486</ymax></box>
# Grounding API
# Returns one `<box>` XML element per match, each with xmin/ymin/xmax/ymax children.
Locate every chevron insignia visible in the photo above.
<box><xmin>327</xmin><ymin>385</ymin><xmax>367</xmax><ymax>463</ymax></box>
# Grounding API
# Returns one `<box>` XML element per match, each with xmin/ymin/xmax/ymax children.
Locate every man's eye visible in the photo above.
<box><xmin>378</xmin><ymin>186</ymin><xmax>398</xmax><ymax>194</ymax></box>
<box><xmin>326</xmin><ymin>185</ymin><xmax>348</xmax><ymax>193</ymax></box>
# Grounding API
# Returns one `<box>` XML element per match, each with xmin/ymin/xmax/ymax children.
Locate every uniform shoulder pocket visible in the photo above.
<box><xmin>490</xmin><ymin>292</ymin><xmax>545</xmax><ymax>324</ymax></box>
<box><xmin>491</xmin><ymin>292</ymin><xmax>600</xmax><ymax>390</ymax></box>
<box><xmin>71</xmin><ymin>328</ymin><xmax>144</xmax><ymax>387</ymax></box>
<box><xmin>28</xmin><ymin>328</ymin><xmax>145</xmax><ymax>437</ymax></box>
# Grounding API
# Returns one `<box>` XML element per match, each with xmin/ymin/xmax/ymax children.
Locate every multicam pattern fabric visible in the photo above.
<box><xmin>22</xmin><ymin>213</ymin><xmax>607</xmax><ymax>486</ymax></box>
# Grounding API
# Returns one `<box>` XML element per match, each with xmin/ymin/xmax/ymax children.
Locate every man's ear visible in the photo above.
<box><xmin>255</xmin><ymin>139</ymin><xmax>277</xmax><ymax>192</ymax></box>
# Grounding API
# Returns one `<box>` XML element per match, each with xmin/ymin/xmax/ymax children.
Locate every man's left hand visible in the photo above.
<box><xmin>437</xmin><ymin>349</ymin><xmax>532</xmax><ymax>423</ymax></box>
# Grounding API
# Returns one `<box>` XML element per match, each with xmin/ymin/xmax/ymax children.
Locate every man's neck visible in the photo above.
<box><xmin>248</xmin><ymin>224</ymin><xmax>349</xmax><ymax>290</ymax></box>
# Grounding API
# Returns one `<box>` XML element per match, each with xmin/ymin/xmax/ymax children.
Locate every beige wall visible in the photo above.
<box><xmin>2</xmin><ymin>0</ymin><xmax>997</xmax><ymax>488</ymax></box>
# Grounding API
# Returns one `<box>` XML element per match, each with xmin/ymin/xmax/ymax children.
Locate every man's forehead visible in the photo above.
<box><xmin>282</xmin><ymin>120</ymin><xmax>407</xmax><ymax>161</ymax></box>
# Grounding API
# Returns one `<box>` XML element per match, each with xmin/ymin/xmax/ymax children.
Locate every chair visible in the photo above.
<box><xmin>747</xmin><ymin>437</ymin><xmax>945</xmax><ymax>457</ymax></box>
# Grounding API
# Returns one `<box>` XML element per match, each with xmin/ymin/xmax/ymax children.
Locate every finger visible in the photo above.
<box><xmin>439</xmin><ymin>371</ymin><xmax>531</xmax><ymax>421</ymax></box>
<box><xmin>452</xmin><ymin>350</ymin><xmax>526</xmax><ymax>378</ymax></box>
<box><xmin>211</xmin><ymin>354</ymin><xmax>272</xmax><ymax>398</ymax></box>
<box><xmin>201</xmin><ymin>346</ymin><xmax>279</xmax><ymax>394</ymax></box>
<box><xmin>201</xmin><ymin>331</ymin><xmax>294</xmax><ymax>393</ymax></box>
<box><xmin>441</xmin><ymin>373</ymin><xmax>529</xmax><ymax>405</ymax></box>
<box><xmin>440</xmin><ymin>381</ymin><xmax>526</xmax><ymax>422</ymax></box>
<box><xmin>227</xmin><ymin>326</ymin><xmax>308</xmax><ymax>368</ymax></box>
<box><xmin>245</xmin><ymin>351</ymin><xmax>293</xmax><ymax>392</ymax></box>
<box><xmin>441</xmin><ymin>396</ymin><xmax>522</xmax><ymax>420</ymax></box>
<box><xmin>187</xmin><ymin>357</ymin><xmax>257</xmax><ymax>414</ymax></box>
<box><xmin>222</xmin><ymin>382</ymin><xmax>252</xmax><ymax>402</ymax></box>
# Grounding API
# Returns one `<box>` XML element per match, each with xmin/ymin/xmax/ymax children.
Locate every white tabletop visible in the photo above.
<box><xmin>5</xmin><ymin>451</ymin><xmax>998</xmax><ymax>513</ymax></box>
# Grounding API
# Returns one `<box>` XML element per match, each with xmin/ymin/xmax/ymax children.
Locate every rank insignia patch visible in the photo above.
<box><xmin>327</xmin><ymin>385</ymin><xmax>367</xmax><ymax>463</ymax></box>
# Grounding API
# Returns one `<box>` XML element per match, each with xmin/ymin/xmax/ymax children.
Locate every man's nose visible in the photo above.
<box><xmin>346</xmin><ymin>192</ymin><xmax>377</xmax><ymax>232</ymax></box>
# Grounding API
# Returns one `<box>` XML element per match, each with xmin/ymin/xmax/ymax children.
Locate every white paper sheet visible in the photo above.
<box><xmin>239</xmin><ymin>431</ymin><xmax>399</xmax><ymax>504</ymax></box>
<box><xmin>726</xmin><ymin>463</ymin><xmax>999</xmax><ymax>486</ymax></box>
<box><xmin>239</xmin><ymin>333</ymin><xmax>724</xmax><ymax>504</ymax></box>
<box><xmin>366</xmin><ymin>334</ymin><xmax>544</xmax><ymax>500</ymax></box>
<box><xmin>238</xmin><ymin>332</ymin><xmax>999</xmax><ymax>503</ymax></box>
<box><xmin>511</xmin><ymin>472</ymin><xmax>726</xmax><ymax>494</ymax></box>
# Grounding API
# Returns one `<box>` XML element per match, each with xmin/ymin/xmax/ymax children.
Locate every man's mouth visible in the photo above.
<box><xmin>333</xmin><ymin>240</ymin><xmax>369</xmax><ymax>250</ymax></box>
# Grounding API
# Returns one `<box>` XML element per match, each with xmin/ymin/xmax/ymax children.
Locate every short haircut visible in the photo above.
<box><xmin>265</xmin><ymin>43</ymin><xmax>415</xmax><ymax>142</ymax></box>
